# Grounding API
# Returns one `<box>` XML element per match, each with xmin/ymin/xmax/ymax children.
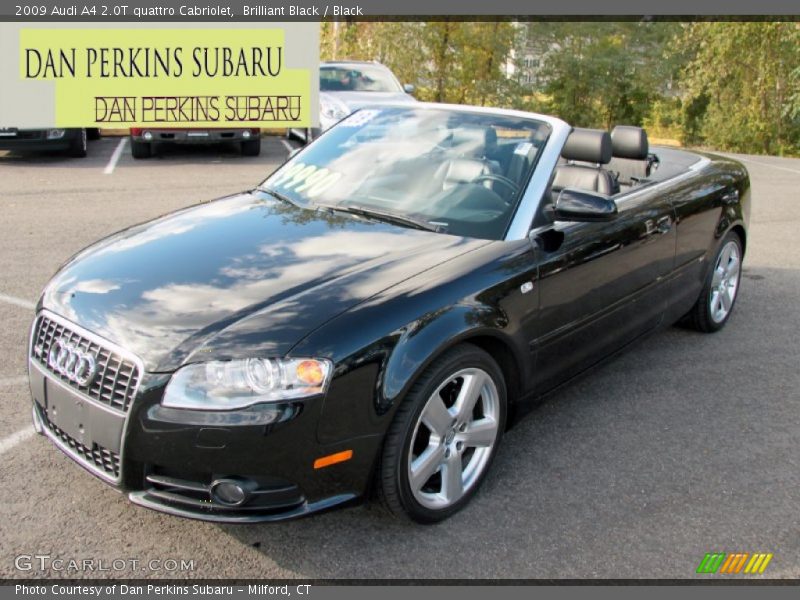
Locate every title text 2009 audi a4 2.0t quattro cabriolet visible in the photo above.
<box><xmin>28</xmin><ymin>104</ymin><xmax>749</xmax><ymax>523</ymax></box>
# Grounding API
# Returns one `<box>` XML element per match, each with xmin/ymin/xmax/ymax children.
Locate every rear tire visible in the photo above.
<box><xmin>684</xmin><ymin>231</ymin><xmax>743</xmax><ymax>332</ymax></box>
<box><xmin>130</xmin><ymin>138</ymin><xmax>152</xmax><ymax>159</ymax></box>
<box><xmin>241</xmin><ymin>138</ymin><xmax>261</xmax><ymax>156</ymax></box>
<box><xmin>378</xmin><ymin>344</ymin><xmax>506</xmax><ymax>523</ymax></box>
<box><xmin>68</xmin><ymin>128</ymin><xmax>87</xmax><ymax>158</ymax></box>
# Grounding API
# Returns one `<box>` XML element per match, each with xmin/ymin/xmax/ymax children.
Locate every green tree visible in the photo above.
<box><xmin>520</xmin><ymin>22</ymin><xmax>681</xmax><ymax>129</ymax></box>
<box><xmin>677</xmin><ymin>22</ymin><xmax>800</xmax><ymax>154</ymax></box>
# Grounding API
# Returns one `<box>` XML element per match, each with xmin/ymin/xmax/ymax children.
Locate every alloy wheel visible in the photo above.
<box><xmin>709</xmin><ymin>240</ymin><xmax>741</xmax><ymax>323</ymax></box>
<box><xmin>407</xmin><ymin>367</ymin><xmax>500</xmax><ymax>510</ymax></box>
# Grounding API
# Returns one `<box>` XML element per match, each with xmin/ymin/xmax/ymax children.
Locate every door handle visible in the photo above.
<box><xmin>656</xmin><ymin>215</ymin><xmax>672</xmax><ymax>234</ymax></box>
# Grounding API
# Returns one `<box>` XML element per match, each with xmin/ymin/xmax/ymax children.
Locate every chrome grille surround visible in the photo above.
<box><xmin>29</xmin><ymin>309</ymin><xmax>145</xmax><ymax>485</ymax></box>
<box><xmin>30</xmin><ymin>311</ymin><xmax>141</xmax><ymax>413</ymax></box>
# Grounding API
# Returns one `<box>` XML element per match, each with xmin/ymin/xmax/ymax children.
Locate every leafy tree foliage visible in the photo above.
<box><xmin>320</xmin><ymin>21</ymin><xmax>800</xmax><ymax>155</ymax></box>
<box><xmin>677</xmin><ymin>22</ymin><xmax>800</xmax><ymax>154</ymax></box>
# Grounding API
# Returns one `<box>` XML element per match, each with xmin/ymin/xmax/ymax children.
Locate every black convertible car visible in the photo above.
<box><xmin>28</xmin><ymin>104</ymin><xmax>749</xmax><ymax>523</ymax></box>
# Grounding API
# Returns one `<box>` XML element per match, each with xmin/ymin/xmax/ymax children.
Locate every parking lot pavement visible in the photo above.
<box><xmin>0</xmin><ymin>143</ymin><xmax>797</xmax><ymax>579</ymax></box>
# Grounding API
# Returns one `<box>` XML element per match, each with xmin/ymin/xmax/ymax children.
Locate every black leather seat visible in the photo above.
<box><xmin>437</xmin><ymin>158</ymin><xmax>496</xmax><ymax>190</ymax></box>
<box><xmin>551</xmin><ymin>128</ymin><xmax>617</xmax><ymax>196</ymax></box>
<box><xmin>607</xmin><ymin>126</ymin><xmax>651</xmax><ymax>186</ymax></box>
<box><xmin>435</xmin><ymin>127</ymin><xmax>501</xmax><ymax>191</ymax></box>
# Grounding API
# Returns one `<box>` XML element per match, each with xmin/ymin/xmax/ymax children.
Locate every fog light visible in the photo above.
<box><xmin>46</xmin><ymin>129</ymin><xmax>65</xmax><ymax>139</ymax></box>
<box><xmin>210</xmin><ymin>479</ymin><xmax>250</xmax><ymax>506</ymax></box>
<box><xmin>242</xmin><ymin>130</ymin><xmax>251</xmax><ymax>139</ymax></box>
<box><xmin>143</xmin><ymin>131</ymin><xmax>153</xmax><ymax>141</ymax></box>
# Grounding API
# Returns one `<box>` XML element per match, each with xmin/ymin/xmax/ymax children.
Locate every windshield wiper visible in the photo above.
<box><xmin>258</xmin><ymin>187</ymin><xmax>303</xmax><ymax>208</ymax></box>
<box><xmin>318</xmin><ymin>203</ymin><xmax>445</xmax><ymax>233</ymax></box>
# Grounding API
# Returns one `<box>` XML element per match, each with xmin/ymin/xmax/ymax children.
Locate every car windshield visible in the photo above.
<box><xmin>261</xmin><ymin>107</ymin><xmax>551</xmax><ymax>240</ymax></box>
<box><xmin>320</xmin><ymin>65</ymin><xmax>402</xmax><ymax>93</ymax></box>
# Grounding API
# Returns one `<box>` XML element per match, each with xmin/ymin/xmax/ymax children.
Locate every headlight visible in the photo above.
<box><xmin>319</xmin><ymin>96</ymin><xmax>350</xmax><ymax>123</ymax></box>
<box><xmin>46</xmin><ymin>129</ymin><xmax>66</xmax><ymax>139</ymax></box>
<box><xmin>162</xmin><ymin>358</ymin><xmax>333</xmax><ymax>411</ymax></box>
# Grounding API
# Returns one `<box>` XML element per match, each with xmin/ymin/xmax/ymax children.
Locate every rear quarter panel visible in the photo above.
<box><xmin>665</xmin><ymin>152</ymin><xmax>750</xmax><ymax>322</ymax></box>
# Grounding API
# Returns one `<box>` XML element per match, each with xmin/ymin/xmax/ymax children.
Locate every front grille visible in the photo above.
<box><xmin>31</xmin><ymin>313</ymin><xmax>140</xmax><ymax>413</ymax></box>
<box><xmin>17</xmin><ymin>130</ymin><xmax>45</xmax><ymax>140</ymax></box>
<box><xmin>45</xmin><ymin>417</ymin><xmax>121</xmax><ymax>478</ymax></box>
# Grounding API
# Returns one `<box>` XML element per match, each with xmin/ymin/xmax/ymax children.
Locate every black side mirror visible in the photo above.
<box><xmin>554</xmin><ymin>188</ymin><xmax>617</xmax><ymax>222</ymax></box>
<box><xmin>403</xmin><ymin>83</ymin><xmax>416</xmax><ymax>95</ymax></box>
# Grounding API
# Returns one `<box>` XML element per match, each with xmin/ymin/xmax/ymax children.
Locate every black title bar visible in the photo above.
<box><xmin>2</xmin><ymin>0</ymin><xmax>800</xmax><ymax>20</ymax></box>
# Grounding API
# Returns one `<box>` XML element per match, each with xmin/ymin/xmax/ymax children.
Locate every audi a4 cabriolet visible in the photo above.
<box><xmin>28</xmin><ymin>104</ymin><xmax>749</xmax><ymax>523</ymax></box>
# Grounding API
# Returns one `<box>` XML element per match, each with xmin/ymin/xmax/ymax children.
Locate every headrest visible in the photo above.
<box><xmin>561</xmin><ymin>128</ymin><xmax>612</xmax><ymax>164</ymax></box>
<box><xmin>611</xmin><ymin>125</ymin><xmax>649</xmax><ymax>160</ymax></box>
<box><xmin>450</xmin><ymin>127</ymin><xmax>497</xmax><ymax>156</ymax></box>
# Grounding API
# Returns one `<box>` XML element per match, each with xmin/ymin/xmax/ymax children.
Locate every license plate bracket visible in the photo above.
<box><xmin>30</xmin><ymin>364</ymin><xmax>125</xmax><ymax>454</ymax></box>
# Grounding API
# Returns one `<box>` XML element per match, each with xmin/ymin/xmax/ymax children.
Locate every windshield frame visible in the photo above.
<box><xmin>319</xmin><ymin>63</ymin><xmax>404</xmax><ymax>93</ymax></box>
<box><xmin>263</xmin><ymin>103</ymin><xmax>571</xmax><ymax>241</ymax></box>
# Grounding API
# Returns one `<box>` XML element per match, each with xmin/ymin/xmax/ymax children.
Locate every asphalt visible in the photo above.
<box><xmin>0</xmin><ymin>138</ymin><xmax>797</xmax><ymax>580</ymax></box>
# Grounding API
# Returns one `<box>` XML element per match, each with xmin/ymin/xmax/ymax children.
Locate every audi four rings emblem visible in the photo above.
<box><xmin>47</xmin><ymin>339</ymin><xmax>98</xmax><ymax>387</ymax></box>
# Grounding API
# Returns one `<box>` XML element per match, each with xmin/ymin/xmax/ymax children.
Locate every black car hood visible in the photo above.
<box><xmin>42</xmin><ymin>191</ymin><xmax>487</xmax><ymax>372</ymax></box>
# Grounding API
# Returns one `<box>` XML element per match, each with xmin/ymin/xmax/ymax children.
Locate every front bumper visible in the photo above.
<box><xmin>28</xmin><ymin>312</ymin><xmax>380</xmax><ymax>523</ymax></box>
<box><xmin>130</xmin><ymin>129</ymin><xmax>259</xmax><ymax>144</ymax></box>
<box><xmin>0</xmin><ymin>129</ymin><xmax>80</xmax><ymax>152</ymax></box>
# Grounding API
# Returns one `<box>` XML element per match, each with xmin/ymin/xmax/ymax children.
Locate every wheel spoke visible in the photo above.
<box><xmin>710</xmin><ymin>290</ymin><xmax>721</xmax><ymax>314</ymax></box>
<box><xmin>421</xmin><ymin>396</ymin><xmax>452</xmax><ymax>436</ymax></box>
<box><xmin>455</xmin><ymin>371</ymin><xmax>487</xmax><ymax>421</ymax></box>
<box><xmin>410</xmin><ymin>445</ymin><xmax>445</xmax><ymax>491</ymax></box>
<box><xmin>441</xmin><ymin>454</ymin><xmax>464</xmax><ymax>502</ymax></box>
<box><xmin>460</xmin><ymin>417</ymin><xmax>498</xmax><ymax>448</ymax></box>
<box><xmin>720</xmin><ymin>287</ymin><xmax>733</xmax><ymax>312</ymax></box>
<box><xmin>711</xmin><ymin>267</ymin><xmax>724</xmax><ymax>288</ymax></box>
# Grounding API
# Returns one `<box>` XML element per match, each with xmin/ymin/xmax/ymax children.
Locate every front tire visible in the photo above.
<box><xmin>68</xmin><ymin>128</ymin><xmax>87</xmax><ymax>158</ymax></box>
<box><xmin>241</xmin><ymin>138</ymin><xmax>261</xmax><ymax>156</ymax></box>
<box><xmin>130</xmin><ymin>138</ymin><xmax>152</xmax><ymax>159</ymax></box>
<box><xmin>378</xmin><ymin>344</ymin><xmax>506</xmax><ymax>523</ymax></box>
<box><xmin>684</xmin><ymin>231</ymin><xmax>743</xmax><ymax>332</ymax></box>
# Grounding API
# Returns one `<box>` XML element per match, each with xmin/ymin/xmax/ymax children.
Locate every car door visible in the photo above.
<box><xmin>528</xmin><ymin>190</ymin><xmax>677</xmax><ymax>394</ymax></box>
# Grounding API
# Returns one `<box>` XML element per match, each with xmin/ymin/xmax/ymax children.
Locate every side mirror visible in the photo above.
<box><xmin>403</xmin><ymin>83</ymin><xmax>416</xmax><ymax>95</ymax></box>
<box><xmin>554</xmin><ymin>188</ymin><xmax>617</xmax><ymax>222</ymax></box>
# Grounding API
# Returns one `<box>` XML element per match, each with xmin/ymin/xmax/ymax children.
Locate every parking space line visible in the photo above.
<box><xmin>280</xmin><ymin>139</ymin><xmax>294</xmax><ymax>154</ymax></box>
<box><xmin>730</xmin><ymin>155</ymin><xmax>800</xmax><ymax>176</ymax></box>
<box><xmin>0</xmin><ymin>375</ymin><xmax>28</xmax><ymax>388</ymax></box>
<box><xmin>0</xmin><ymin>293</ymin><xmax>35</xmax><ymax>310</ymax></box>
<box><xmin>103</xmin><ymin>137</ymin><xmax>128</xmax><ymax>175</ymax></box>
<box><xmin>0</xmin><ymin>427</ymin><xmax>35</xmax><ymax>456</ymax></box>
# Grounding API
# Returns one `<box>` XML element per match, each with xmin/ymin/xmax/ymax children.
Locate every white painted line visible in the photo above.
<box><xmin>280</xmin><ymin>139</ymin><xmax>294</xmax><ymax>154</ymax></box>
<box><xmin>731</xmin><ymin>155</ymin><xmax>800</xmax><ymax>176</ymax></box>
<box><xmin>0</xmin><ymin>292</ymin><xmax>35</xmax><ymax>310</ymax></box>
<box><xmin>103</xmin><ymin>137</ymin><xmax>128</xmax><ymax>175</ymax></box>
<box><xmin>0</xmin><ymin>427</ymin><xmax>35</xmax><ymax>456</ymax></box>
<box><xmin>0</xmin><ymin>375</ymin><xmax>28</xmax><ymax>388</ymax></box>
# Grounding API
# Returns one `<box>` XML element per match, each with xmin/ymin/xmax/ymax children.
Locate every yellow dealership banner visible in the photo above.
<box><xmin>17</xmin><ymin>28</ymin><xmax>315</xmax><ymax>128</ymax></box>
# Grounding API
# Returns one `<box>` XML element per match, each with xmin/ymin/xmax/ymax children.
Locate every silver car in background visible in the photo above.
<box><xmin>289</xmin><ymin>60</ymin><xmax>417</xmax><ymax>144</ymax></box>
